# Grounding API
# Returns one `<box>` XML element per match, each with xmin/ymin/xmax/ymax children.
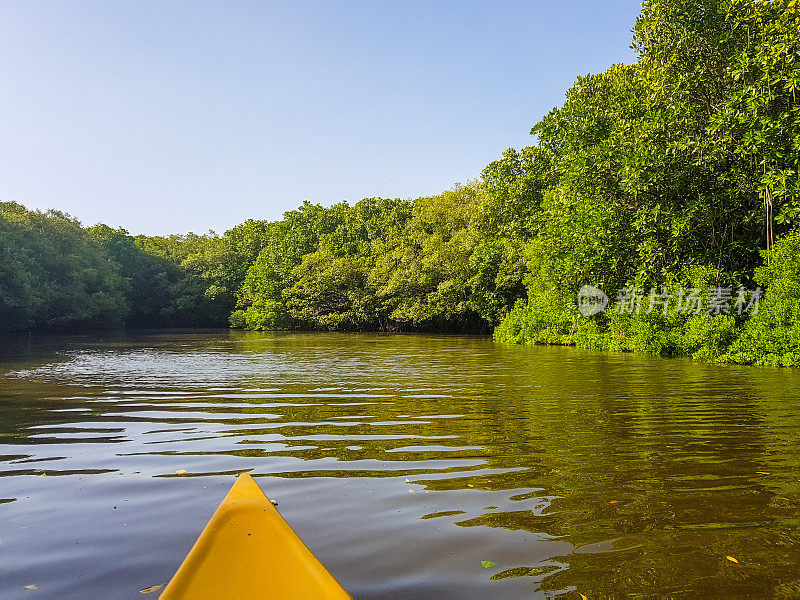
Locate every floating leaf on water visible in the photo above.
<box><xmin>24</xmin><ymin>584</ymin><xmax>37</xmax><ymax>590</ymax></box>
<box><xmin>420</xmin><ymin>510</ymin><xmax>465</xmax><ymax>520</ymax></box>
<box><xmin>481</xmin><ymin>560</ymin><xmax>496</xmax><ymax>568</ymax></box>
<box><xmin>726</xmin><ymin>556</ymin><xmax>739</xmax><ymax>564</ymax></box>
<box><xmin>405</xmin><ymin>478</ymin><xmax>410</xmax><ymax>483</ymax></box>
<box><xmin>140</xmin><ymin>584</ymin><xmax>164</xmax><ymax>594</ymax></box>
<box><xmin>175</xmin><ymin>469</ymin><xmax>187</xmax><ymax>475</ymax></box>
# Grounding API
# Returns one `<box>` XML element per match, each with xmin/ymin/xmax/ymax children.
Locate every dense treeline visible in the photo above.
<box><xmin>0</xmin><ymin>201</ymin><xmax>249</xmax><ymax>331</ymax></box>
<box><xmin>0</xmin><ymin>187</ymin><xmax>525</xmax><ymax>334</ymax></box>
<box><xmin>229</xmin><ymin>188</ymin><xmax>526</xmax><ymax>332</ymax></box>
<box><xmin>494</xmin><ymin>0</ymin><xmax>800</xmax><ymax>366</ymax></box>
<box><xmin>2</xmin><ymin>0</ymin><xmax>799</xmax><ymax>365</ymax></box>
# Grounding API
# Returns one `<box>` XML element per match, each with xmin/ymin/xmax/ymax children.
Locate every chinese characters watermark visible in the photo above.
<box><xmin>577</xmin><ymin>285</ymin><xmax>761</xmax><ymax>317</ymax></box>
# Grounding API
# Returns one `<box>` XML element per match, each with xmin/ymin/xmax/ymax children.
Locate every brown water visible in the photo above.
<box><xmin>0</xmin><ymin>331</ymin><xmax>799</xmax><ymax>599</ymax></box>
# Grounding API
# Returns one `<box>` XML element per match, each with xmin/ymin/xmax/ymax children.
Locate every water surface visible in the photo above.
<box><xmin>1</xmin><ymin>331</ymin><xmax>799</xmax><ymax>599</ymax></box>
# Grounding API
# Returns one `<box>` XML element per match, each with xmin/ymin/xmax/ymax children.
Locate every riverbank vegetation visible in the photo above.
<box><xmin>494</xmin><ymin>0</ymin><xmax>800</xmax><ymax>366</ymax></box>
<box><xmin>2</xmin><ymin>0</ymin><xmax>799</xmax><ymax>365</ymax></box>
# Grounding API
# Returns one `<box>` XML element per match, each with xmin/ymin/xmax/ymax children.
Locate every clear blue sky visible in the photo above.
<box><xmin>0</xmin><ymin>1</ymin><xmax>641</xmax><ymax>235</ymax></box>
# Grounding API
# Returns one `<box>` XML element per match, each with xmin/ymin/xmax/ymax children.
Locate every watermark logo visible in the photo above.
<box><xmin>577</xmin><ymin>285</ymin><xmax>609</xmax><ymax>317</ymax></box>
<box><xmin>576</xmin><ymin>286</ymin><xmax>761</xmax><ymax>316</ymax></box>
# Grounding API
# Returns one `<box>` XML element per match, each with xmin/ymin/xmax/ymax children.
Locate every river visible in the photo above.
<box><xmin>0</xmin><ymin>331</ymin><xmax>798</xmax><ymax>599</ymax></box>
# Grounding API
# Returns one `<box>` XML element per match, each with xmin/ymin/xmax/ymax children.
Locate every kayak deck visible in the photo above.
<box><xmin>160</xmin><ymin>473</ymin><xmax>350</xmax><ymax>599</ymax></box>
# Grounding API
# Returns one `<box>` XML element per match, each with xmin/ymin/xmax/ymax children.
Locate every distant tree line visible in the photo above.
<box><xmin>2</xmin><ymin>0</ymin><xmax>799</xmax><ymax>365</ymax></box>
<box><xmin>0</xmin><ymin>201</ymin><xmax>240</xmax><ymax>331</ymax></box>
<box><xmin>0</xmin><ymin>182</ymin><xmax>526</xmax><ymax>334</ymax></box>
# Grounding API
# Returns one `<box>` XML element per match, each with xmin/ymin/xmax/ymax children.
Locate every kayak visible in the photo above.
<box><xmin>160</xmin><ymin>473</ymin><xmax>351</xmax><ymax>599</ymax></box>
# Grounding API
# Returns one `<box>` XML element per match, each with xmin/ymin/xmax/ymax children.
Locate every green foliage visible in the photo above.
<box><xmin>282</xmin><ymin>197</ymin><xmax>411</xmax><ymax>330</ymax></box>
<box><xmin>0</xmin><ymin>202</ymin><xmax>128</xmax><ymax>331</ymax></box>
<box><xmin>724</xmin><ymin>229</ymin><xmax>800</xmax><ymax>366</ymax></box>
<box><xmin>495</xmin><ymin>0</ymin><xmax>800</xmax><ymax>365</ymax></box>
<box><xmin>87</xmin><ymin>224</ymin><xmax>178</xmax><ymax>327</ymax></box>
<box><xmin>0</xmin><ymin>204</ymin><xmax>266</xmax><ymax>332</ymax></box>
<box><xmin>370</xmin><ymin>184</ymin><xmax>495</xmax><ymax>331</ymax></box>
<box><xmin>232</xmin><ymin>184</ymin><xmax>528</xmax><ymax>332</ymax></box>
<box><xmin>481</xmin><ymin>146</ymin><xmax>552</xmax><ymax>239</ymax></box>
<box><xmin>132</xmin><ymin>232</ymin><xmax>238</xmax><ymax>327</ymax></box>
<box><xmin>232</xmin><ymin>201</ymin><xmax>348</xmax><ymax>330</ymax></box>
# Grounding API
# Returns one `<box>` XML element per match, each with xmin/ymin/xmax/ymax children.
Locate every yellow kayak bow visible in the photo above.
<box><xmin>160</xmin><ymin>473</ymin><xmax>351</xmax><ymax>599</ymax></box>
